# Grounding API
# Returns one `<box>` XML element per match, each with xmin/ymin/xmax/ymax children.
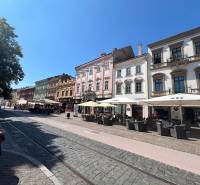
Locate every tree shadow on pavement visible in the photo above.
<box><xmin>0</xmin><ymin>110</ymin><xmax>65</xmax><ymax>184</ymax></box>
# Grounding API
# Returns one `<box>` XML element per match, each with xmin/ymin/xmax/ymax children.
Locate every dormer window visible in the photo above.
<box><xmin>153</xmin><ymin>50</ymin><xmax>162</xmax><ymax>64</ymax></box>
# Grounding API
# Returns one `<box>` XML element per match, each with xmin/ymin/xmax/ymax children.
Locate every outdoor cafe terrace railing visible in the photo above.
<box><xmin>151</xmin><ymin>55</ymin><xmax>200</xmax><ymax>69</ymax></box>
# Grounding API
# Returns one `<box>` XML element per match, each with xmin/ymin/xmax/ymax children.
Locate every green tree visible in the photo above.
<box><xmin>0</xmin><ymin>18</ymin><xmax>24</xmax><ymax>99</ymax></box>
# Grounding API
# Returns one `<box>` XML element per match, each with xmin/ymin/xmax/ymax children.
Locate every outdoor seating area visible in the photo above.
<box><xmin>77</xmin><ymin>93</ymin><xmax>200</xmax><ymax>140</ymax></box>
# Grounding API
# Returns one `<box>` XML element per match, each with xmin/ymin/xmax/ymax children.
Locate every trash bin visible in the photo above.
<box><xmin>0</xmin><ymin>130</ymin><xmax>5</xmax><ymax>156</ymax></box>
<box><xmin>67</xmin><ymin>113</ymin><xmax>70</xmax><ymax>119</ymax></box>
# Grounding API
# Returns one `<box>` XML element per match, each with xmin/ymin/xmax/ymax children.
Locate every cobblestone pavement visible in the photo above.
<box><xmin>0</xmin><ymin>151</ymin><xmax>54</xmax><ymax>185</ymax></box>
<box><xmin>50</xmin><ymin>113</ymin><xmax>200</xmax><ymax>156</ymax></box>
<box><xmin>1</xmin><ymin>110</ymin><xmax>200</xmax><ymax>185</ymax></box>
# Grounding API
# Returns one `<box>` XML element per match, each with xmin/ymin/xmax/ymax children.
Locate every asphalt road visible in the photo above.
<box><xmin>1</xmin><ymin>110</ymin><xmax>200</xmax><ymax>185</ymax></box>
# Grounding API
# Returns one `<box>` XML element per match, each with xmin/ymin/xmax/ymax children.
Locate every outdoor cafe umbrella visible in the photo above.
<box><xmin>78</xmin><ymin>101</ymin><xmax>99</xmax><ymax>107</ymax></box>
<box><xmin>39</xmin><ymin>98</ymin><xmax>60</xmax><ymax>104</ymax></box>
<box><xmin>99</xmin><ymin>97</ymin><xmax>139</xmax><ymax>104</ymax></box>
<box><xmin>16</xmin><ymin>99</ymin><xmax>27</xmax><ymax>105</ymax></box>
<box><xmin>95</xmin><ymin>102</ymin><xmax>117</xmax><ymax>108</ymax></box>
<box><xmin>143</xmin><ymin>93</ymin><xmax>200</xmax><ymax>124</ymax></box>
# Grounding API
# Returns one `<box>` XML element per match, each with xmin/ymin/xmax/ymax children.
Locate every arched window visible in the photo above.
<box><xmin>116</xmin><ymin>82</ymin><xmax>122</xmax><ymax>94</ymax></box>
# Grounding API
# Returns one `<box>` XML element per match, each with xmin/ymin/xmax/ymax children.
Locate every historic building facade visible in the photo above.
<box><xmin>11</xmin><ymin>89</ymin><xmax>21</xmax><ymax>104</ymax></box>
<box><xmin>34</xmin><ymin>79</ymin><xmax>48</xmax><ymax>100</ymax></box>
<box><xmin>113</xmin><ymin>45</ymin><xmax>150</xmax><ymax>118</ymax></box>
<box><xmin>55</xmin><ymin>74</ymin><xmax>75</xmax><ymax>111</ymax></box>
<box><xmin>148</xmin><ymin>26</ymin><xmax>200</xmax><ymax>121</ymax></box>
<box><xmin>74</xmin><ymin>46</ymin><xmax>134</xmax><ymax>103</ymax></box>
<box><xmin>19</xmin><ymin>86</ymin><xmax>35</xmax><ymax>101</ymax></box>
<box><xmin>46</xmin><ymin>75</ymin><xmax>60</xmax><ymax>100</ymax></box>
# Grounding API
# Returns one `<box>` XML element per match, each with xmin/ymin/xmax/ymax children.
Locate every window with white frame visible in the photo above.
<box><xmin>88</xmin><ymin>83</ymin><xmax>92</xmax><ymax>91</ymax></box>
<box><xmin>136</xmin><ymin>65</ymin><xmax>141</xmax><ymax>74</ymax></box>
<box><xmin>104</xmin><ymin>80</ymin><xmax>109</xmax><ymax>90</ymax></box>
<box><xmin>96</xmin><ymin>66</ymin><xmax>100</xmax><ymax>73</ymax></box>
<box><xmin>104</xmin><ymin>62</ymin><xmax>109</xmax><ymax>70</ymax></box>
<box><xmin>76</xmin><ymin>85</ymin><xmax>80</xmax><ymax>93</ymax></box>
<box><xmin>116</xmin><ymin>83</ymin><xmax>122</xmax><ymax>94</ymax></box>
<box><xmin>135</xmin><ymin>81</ymin><xmax>142</xmax><ymax>93</ymax></box>
<box><xmin>89</xmin><ymin>68</ymin><xmax>93</xmax><ymax>75</ymax></box>
<box><xmin>117</xmin><ymin>70</ymin><xmax>122</xmax><ymax>78</ymax></box>
<box><xmin>82</xmin><ymin>84</ymin><xmax>85</xmax><ymax>92</ymax></box>
<box><xmin>126</xmin><ymin>67</ymin><xmax>131</xmax><ymax>76</ymax></box>
<box><xmin>77</xmin><ymin>73</ymin><xmax>80</xmax><ymax>78</ymax></box>
<box><xmin>125</xmin><ymin>82</ymin><xmax>132</xmax><ymax>94</ymax></box>
<box><xmin>96</xmin><ymin>81</ymin><xmax>100</xmax><ymax>91</ymax></box>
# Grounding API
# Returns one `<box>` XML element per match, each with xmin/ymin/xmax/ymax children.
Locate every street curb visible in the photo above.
<box><xmin>2</xmin><ymin>149</ymin><xmax>61</xmax><ymax>185</ymax></box>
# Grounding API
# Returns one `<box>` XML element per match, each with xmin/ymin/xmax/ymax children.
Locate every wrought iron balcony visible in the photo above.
<box><xmin>151</xmin><ymin>55</ymin><xmax>200</xmax><ymax>69</ymax></box>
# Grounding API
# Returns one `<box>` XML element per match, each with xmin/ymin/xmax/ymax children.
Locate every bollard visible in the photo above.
<box><xmin>0</xmin><ymin>130</ymin><xmax>5</xmax><ymax>156</ymax></box>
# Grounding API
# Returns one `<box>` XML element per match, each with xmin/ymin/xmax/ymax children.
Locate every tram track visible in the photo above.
<box><xmin>5</xmin><ymin>121</ymin><xmax>95</xmax><ymax>185</ymax></box>
<box><xmin>5</xmin><ymin>116</ymin><xmax>177</xmax><ymax>185</ymax></box>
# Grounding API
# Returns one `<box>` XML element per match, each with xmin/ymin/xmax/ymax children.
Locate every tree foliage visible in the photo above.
<box><xmin>0</xmin><ymin>18</ymin><xmax>24</xmax><ymax>98</ymax></box>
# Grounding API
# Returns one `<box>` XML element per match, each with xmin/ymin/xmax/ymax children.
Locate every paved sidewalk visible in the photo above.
<box><xmin>29</xmin><ymin>115</ymin><xmax>200</xmax><ymax>176</ymax></box>
<box><xmin>0</xmin><ymin>150</ymin><xmax>57</xmax><ymax>185</ymax></box>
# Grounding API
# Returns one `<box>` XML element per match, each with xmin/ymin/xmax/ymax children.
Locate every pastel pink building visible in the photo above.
<box><xmin>74</xmin><ymin>46</ymin><xmax>134</xmax><ymax>103</ymax></box>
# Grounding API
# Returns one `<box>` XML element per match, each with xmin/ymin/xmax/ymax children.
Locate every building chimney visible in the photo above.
<box><xmin>137</xmin><ymin>43</ymin><xmax>142</xmax><ymax>56</ymax></box>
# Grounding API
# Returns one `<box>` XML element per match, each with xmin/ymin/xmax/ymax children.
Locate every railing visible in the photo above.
<box><xmin>151</xmin><ymin>55</ymin><xmax>200</xmax><ymax>69</ymax></box>
<box><xmin>152</xmin><ymin>87</ymin><xmax>200</xmax><ymax>97</ymax></box>
<box><xmin>189</xmin><ymin>88</ymin><xmax>200</xmax><ymax>95</ymax></box>
<box><xmin>152</xmin><ymin>90</ymin><xmax>171</xmax><ymax>97</ymax></box>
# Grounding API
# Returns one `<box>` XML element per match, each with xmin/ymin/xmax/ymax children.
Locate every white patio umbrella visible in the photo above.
<box><xmin>78</xmin><ymin>101</ymin><xmax>99</xmax><ymax>107</ymax></box>
<box><xmin>16</xmin><ymin>99</ymin><xmax>27</xmax><ymax>105</ymax></box>
<box><xmin>99</xmin><ymin>97</ymin><xmax>139</xmax><ymax>104</ymax></box>
<box><xmin>143</xmin><ymin>93</ymin><xmax>200</xmax><ymax>124</ymax></box>
<box><xmin>95</xmin><ymin>103</ymin><xmax>117</xmax><ymax>108</ymax></box>
<box><xmin>39</xmin><ymin>98</ymin><xmax>60</xmax><ymax>104</ymax></box>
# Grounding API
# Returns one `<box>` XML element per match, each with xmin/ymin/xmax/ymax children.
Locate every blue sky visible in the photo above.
<box><xmin>0</xmin><ymin>0</ymin><xmax>200</xmax><ymax>88</ymax></box>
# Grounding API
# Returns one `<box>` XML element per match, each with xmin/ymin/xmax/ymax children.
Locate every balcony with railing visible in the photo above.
<box><xmin>152</xmin><ymin>89</ymin><xmax>171</xmax><ymax>97</ymax></box>
<box><xmin>151</xmin><ymin>55</ymin><xmax>200</xmax><ymax>70</ymax></box>
<box><xmin>152</xmin><ymin>87</ymin><xmax>200</xmax><ymax>97</ymax></box>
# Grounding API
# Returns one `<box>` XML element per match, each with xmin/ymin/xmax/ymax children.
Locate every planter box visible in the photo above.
<box><xmin>126</xmin><ymin>119</ymin><xmax>135</xmax><ymax>130</ymax></box>
<box><xmin>103</xmin><ymin>116</ymin><xmax>113</xmax><ymax>126</ymax></box>
<box><xmin>97</xmin><ymin>116</ymin><xmax>103</xmax><ymax>124</ymax></box>
<box><xmin>170</xmin><ymin>125</ymin><xmax>187</xmax><ymax>139</ymax></box>
<box><xmin>156</xmin><ymin>122</ymin><xmax>170</xmax><ymax>136</ymax></box>
<box><xmin>134</xmin><ymin>121</ymin><xmax>147</xmax><ymax>132</ymax></box>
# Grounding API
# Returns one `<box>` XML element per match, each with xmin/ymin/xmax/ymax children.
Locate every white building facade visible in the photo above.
<box><xmin>148</xmin><ymin>27</ymin><xmax>200</xmax><ymax>122</ymax></box>
<box><xmin>113</xmin><ymin>54</ymin><xmax>150</xmax><ymax>119</ymax></box>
